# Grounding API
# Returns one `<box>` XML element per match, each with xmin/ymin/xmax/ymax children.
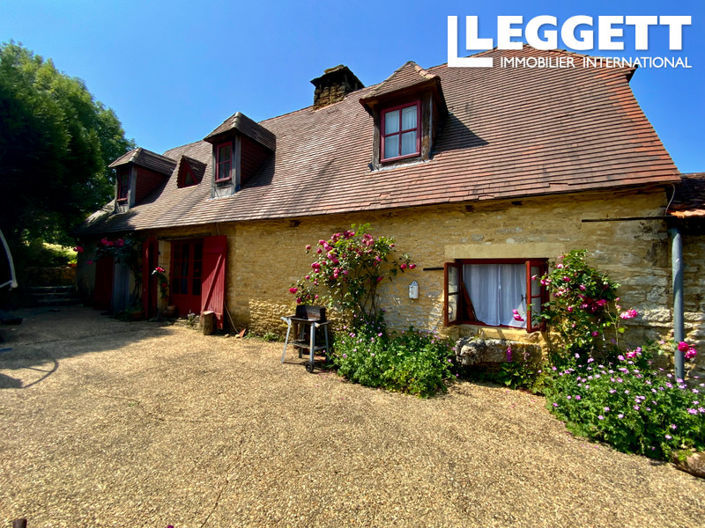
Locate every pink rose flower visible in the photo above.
<box><xmin>678</xmin><ymin>341</ymin><xmax>690</xmax><ymax>352</ymax></box>
<box><xmin>409</xmin><ymin>263</ymin><xmax>416</xmax><ymax>269</ymax></box>
<box><xmin>305</xmin><ymin>245</ymin><xmax>311</xmax><ymax>251</ymax></box>
<box><xmin>74</xmin><ymin>246</ymin><xmax>84</xmax><ymax>253</ymax></box>
<box><xmin>289</xmin><ymin>287</ymin><xmax>298</xmax><ymax>294</ymax></box>
<box><xmin>619</xmin><ymin>309</ymin><xmax>638</xmax><ymax>320</ymax></box>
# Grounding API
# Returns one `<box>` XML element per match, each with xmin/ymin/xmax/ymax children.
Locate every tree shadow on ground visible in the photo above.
<box><xmin>0</xmin><ymin>305</ymin><xmax>173</xmax><ymax>389</ymax></box>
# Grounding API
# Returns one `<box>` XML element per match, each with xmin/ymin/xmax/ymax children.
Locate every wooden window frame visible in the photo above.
<box><xmin>443</xmin><ymin>258</ymin><xmax>548</xmax><ymax>332</ymax></box>
<box><xmin>380</xmin><ymin>100</ymin><xmax>421</xmax><ymax>163</ymax></box>
<box><xmin>215</xmin><ymin>141</ymin><xmax>232</xmax><ymax>183</ymax></box>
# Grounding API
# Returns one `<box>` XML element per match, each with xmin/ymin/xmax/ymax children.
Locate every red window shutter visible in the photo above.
<box><xmin>444</xmin><ymin>262</ymin><xmax>461</xmax><ymax>326</ymax></box>
<box><xmin>526</xmin><ymin>260</ymin><xmax>548</xmax><ymax>332</ymax></box>
<box><xmin>201</xmin><ymin>236</ymin><xmax>227</xmax><ymax>328</ymax></box>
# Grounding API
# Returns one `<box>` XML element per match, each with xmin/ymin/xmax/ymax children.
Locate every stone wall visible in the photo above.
<box><xmin>112</xmin><ymin>186</ymin><xmax>703</xmax><ymax>370</ymax></box>
<box><xmin>683</xmin><ymin>233</ymin><xmax>705</xmax><ymax>347</ymax></box>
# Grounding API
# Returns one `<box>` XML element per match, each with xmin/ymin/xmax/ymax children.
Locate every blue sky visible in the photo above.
<box><xmin>1</xmin><ymin>0</ymin><xmax>703</xmax><ymax>172</ymax></box>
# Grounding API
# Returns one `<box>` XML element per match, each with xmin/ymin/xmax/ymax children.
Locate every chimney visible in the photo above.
<box><xmin>310</xmin><ymin>65</ymin><xmax>364</xmax><ymax>109</ymax></box>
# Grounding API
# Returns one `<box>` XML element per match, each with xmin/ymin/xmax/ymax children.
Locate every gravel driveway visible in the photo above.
<box><xmin>1</xmin><ymin>306</ymin><xmax>704</xmax><ymax>528</ymax></box>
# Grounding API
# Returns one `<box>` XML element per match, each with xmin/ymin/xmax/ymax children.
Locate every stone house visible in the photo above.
<box><xmin>76</xmin><ymin>46</ymin><xmax>704</xmax><ymax>368</ymax></box>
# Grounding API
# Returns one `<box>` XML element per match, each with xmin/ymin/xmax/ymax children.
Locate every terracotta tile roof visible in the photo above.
<box><xmin>669</xmin><ymin>173</ymin><xmax>705</xmax><ymax>218</ymax></box>
<box><xmin>79</xmin><ymin>46</ymin><xmax>679</xmax><ymax>236</ymax></box>
<box><xmin>362</xmin><ymin>61</ymin><xmax>438</xmax><ymax>99</ymax></box>
<box><xmin>108</xmin><ymin>147</ymin><xmax>176</xmax><ymax>175</ymax></box>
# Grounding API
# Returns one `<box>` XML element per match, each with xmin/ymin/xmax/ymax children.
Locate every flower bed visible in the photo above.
<box><xmin>546</xmin><ymin>352</ymin><xmax>705</xmax><ymax>459</ymax></box>
<box><xmin>332</xmin><ymin>322</ymin><xmax>455</xmax><ymax>398</ymax></box>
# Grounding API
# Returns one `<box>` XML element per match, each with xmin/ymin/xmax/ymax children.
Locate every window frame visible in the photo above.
<box><xmin>215</xmin><ymin>141</ymin><xmax>232</xmax><ymax>183</ymax></box>
<box><xmin>444</xmin><ymin>258</ymin><xmax>548</xmax><ymax>332</ymax></box>
<box><xmin>380</xmin><ymin>100</ymin><xmax>421</xmax><ymax>163</ymax></box>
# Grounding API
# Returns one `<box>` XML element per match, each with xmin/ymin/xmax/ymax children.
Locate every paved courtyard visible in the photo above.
<box><xmin>1</xmin><ymin>306</ymin><xmax>703</xmax><ymax>527</ymax></box>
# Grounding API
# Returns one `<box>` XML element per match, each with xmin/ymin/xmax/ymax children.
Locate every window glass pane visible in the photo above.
<box><xmin>384</xmin><ymin>110</ymin><xmax>399</xmax><ymax>134</ymax></box>
<box><xmin>448</xmin><ymin>265</ymin><xmax>458</xmax><ymax>294</ymax></box>
<box><xmin>218</xmin><ymin>161</ymin><xmax>231</xmax><ymax>180</ymax></box>
<box><xmin>531</xmin><ymin>297</ymin><xmax>542</xmax><ymax>328</ymax></box>
<box><xmin>463</xmin><ymin>263</ymin><xmax>526</xmax><ymax>327</ymax></box>
<box><xmin>384</xmin><ymin>134</ymin><xmax>399</xmax><ymax>159</ymax></box>
<box><xmin>181</xmin><ymin>245</ymin><xmax>189</xmax><ymax>279</ymax></box>
<box><xmin>401</xmin><ymin>131</ymin><xmax>417</xmax><ymax>156</ymax></box>
<box><xmin>401</xmin><ymin>105</ymin><xmax>417</xmax><ymax>130</ymax></box>
<box><xmin>218</xmin><ymin>144</ymin><xmax>230</xmax><ymax>162</ymax></box>
<box><xmin>530</xmin><ymin>265</ymin><xmax>541</xmax><ymax>296</ymax></box>
<box><xmin>447</xmin><ymin>265</ymin><xmax>458</xmax><ymax>322</ymax></box>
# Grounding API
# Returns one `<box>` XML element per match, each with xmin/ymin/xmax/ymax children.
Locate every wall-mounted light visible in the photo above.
<box><xmin>409</xmin><ymin>280</ymin><xmax>419</xmax><ymax>299</ymax></box>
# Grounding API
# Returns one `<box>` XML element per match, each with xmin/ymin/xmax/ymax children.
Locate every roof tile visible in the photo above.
<box><xmin>80</xmin><ymin>47</ymin><xmax>680</xmax><ymax>236</ymax></box>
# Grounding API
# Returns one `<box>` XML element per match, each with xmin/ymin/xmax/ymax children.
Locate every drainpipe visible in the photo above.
<box><xmin>669</xmin><ymin>226</ymin><xmax>684</xmax><ymax>380</ymax></box>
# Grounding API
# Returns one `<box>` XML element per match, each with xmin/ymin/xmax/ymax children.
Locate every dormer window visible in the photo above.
<box><xmin>203</xmin><ymin>112</ymin><xmax>276</xmax><ymax>199</ymax></box>
<box><xmin>381</xmin><ymin>101</ymin><xmax>420</xmax><ymax>162</ymax></box>
<box><xmin>177</xmin><ymin>156</ymin><xmax>205</xmax><ymax>188</ymax></box>
<box><xmin>109</xmin><ymin>148</ymin><xmax>176</xmax><ymax>210</ymax></box>
<box><xmin>215</xmin><ymin>142</ymin><xmax>232</xmax><ymax>182</ymax></box>
<box><xmin>359</xmin><ymin>61</ymin><xmax>448</xmax><ymax>171</ymax></box>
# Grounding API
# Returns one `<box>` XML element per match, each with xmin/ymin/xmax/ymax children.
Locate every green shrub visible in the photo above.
<box><xmin>499</xmin><ymin>358</ymin><xmax>548</xmax><ymax>393</ymax></box>
<box><xmin>332</xmin><ymin>324</ymin><xmax>454</xmax><ymax>398</ymax></box>
<box><xmin>545</xmin><ymin>352</ymin><xmax>705</xmax><ymax>459</ymax></box>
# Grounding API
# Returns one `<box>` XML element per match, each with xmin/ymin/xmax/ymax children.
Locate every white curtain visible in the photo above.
<box><xmin>463</xmin><ymin>264</ymin><xmax>526</xmax><ymax>327</ymax></box>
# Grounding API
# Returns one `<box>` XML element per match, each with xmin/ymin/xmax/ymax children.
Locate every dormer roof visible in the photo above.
<box><xmin>108</xmin><ymin>147</ymin><xmax>177</xmax><ymax>175</ymax></box>
<box><xmin>204</xmin><ymin>111</ymin><xmax>276</xmax><ymax>151</ymax></box>
<box><xmin>359</xmin><ymin>61</ymin><xmax>447</xmax><ymax>116</ymax></box>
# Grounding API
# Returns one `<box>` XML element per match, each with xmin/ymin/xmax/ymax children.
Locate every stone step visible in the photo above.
<box><xmin>26</xmin><ymin>285</ymin><xmax>75</xmax><ymax>294</ymax></box>
<box><xmin>36</xmin><ymin>297</ymin><xmax>81</xmax><ymax>306</ymax></box>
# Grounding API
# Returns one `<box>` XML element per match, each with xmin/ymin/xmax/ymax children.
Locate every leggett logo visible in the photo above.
<box><xmin>448</xmin><ymin>15</ymin><xmax>692</xmax><ymax>69</ymax></box>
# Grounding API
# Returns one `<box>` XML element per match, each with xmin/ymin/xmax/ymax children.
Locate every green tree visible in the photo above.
<box><xmin>0</xmin><ymin>41</ymin><xmax>134</xmax><ymax>247</ymax></box>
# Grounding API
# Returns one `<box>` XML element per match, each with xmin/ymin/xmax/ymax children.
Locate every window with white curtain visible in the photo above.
<box><xmin>381</xmin><ymin>101</ymin><xmax>420</xmax><ymax>161</ymax></box>
<box><xmin>444</xmin><ymin>259</ymin><xmax>547</xmax><ymax>331</ymax></box>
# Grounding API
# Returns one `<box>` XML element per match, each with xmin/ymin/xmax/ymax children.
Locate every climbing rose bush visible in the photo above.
<box><xmin>539</xmin><ymin>249</ymin><xmax>634</xmax><ymax>363</ymax></box>
<box><xmin>288</xmin><ymin>224</ymin><xmax>414</xmax><ymax>324</ymax></box>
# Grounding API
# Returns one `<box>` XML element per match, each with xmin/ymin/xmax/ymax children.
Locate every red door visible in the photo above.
<box><xmin>201</xmin><ymin>236</ymin><xmax>227</xmax><ymax>328</ymax></box>
<box><xmin>170</xmin><ymin>240</ymin><xmax>203</xmax><ymax>317</ymax></box>
<box><xmin>94</xmin><ymin>256</ymin><xmax>114</xmax><ymax>309</ymax></box>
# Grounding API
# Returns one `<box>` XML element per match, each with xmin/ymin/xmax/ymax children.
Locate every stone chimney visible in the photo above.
<box><xmin>310</xmin><ymin>65</ymin><xmax>364</xmax><ymax>109</ymax></box>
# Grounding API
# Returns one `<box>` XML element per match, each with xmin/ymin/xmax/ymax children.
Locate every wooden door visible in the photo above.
<box><xmin>94</xmin><ymin>256</ymin><xmax>114</xmax><ymax>309</ymax></box>
<box><xmin>170</xmin><ymin>239</ymin><xmax>203</xmax><ymax>317</ymax></box>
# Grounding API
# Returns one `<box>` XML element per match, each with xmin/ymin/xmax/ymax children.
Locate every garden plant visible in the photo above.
<box><xmin>530</xmin><ymin>250</ymin><xmax>702</xmax><ymax>461</ymax></box>
<box><xmin>289</xmin><ymin>224</ymin><xmax>454</xmax><ymax>397</ymax></box>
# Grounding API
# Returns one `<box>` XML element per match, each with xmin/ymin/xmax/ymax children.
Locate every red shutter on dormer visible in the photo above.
<box><xmin>201</xmin><ymin>236</ymin><xmax>227</xmax><ymax>328</ymax></box>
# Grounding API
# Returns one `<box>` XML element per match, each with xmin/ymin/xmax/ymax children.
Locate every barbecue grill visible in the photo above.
<box><xmin>281</xmin><ymin>305</ymin><xmax>330</xmax><ymax>373</ymax></box>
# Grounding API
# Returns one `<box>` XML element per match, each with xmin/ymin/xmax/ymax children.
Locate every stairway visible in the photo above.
<box><xmin>26</xmin><ymin>285</ymin><xmax>81</xmax><ymax>306</ymax></box>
